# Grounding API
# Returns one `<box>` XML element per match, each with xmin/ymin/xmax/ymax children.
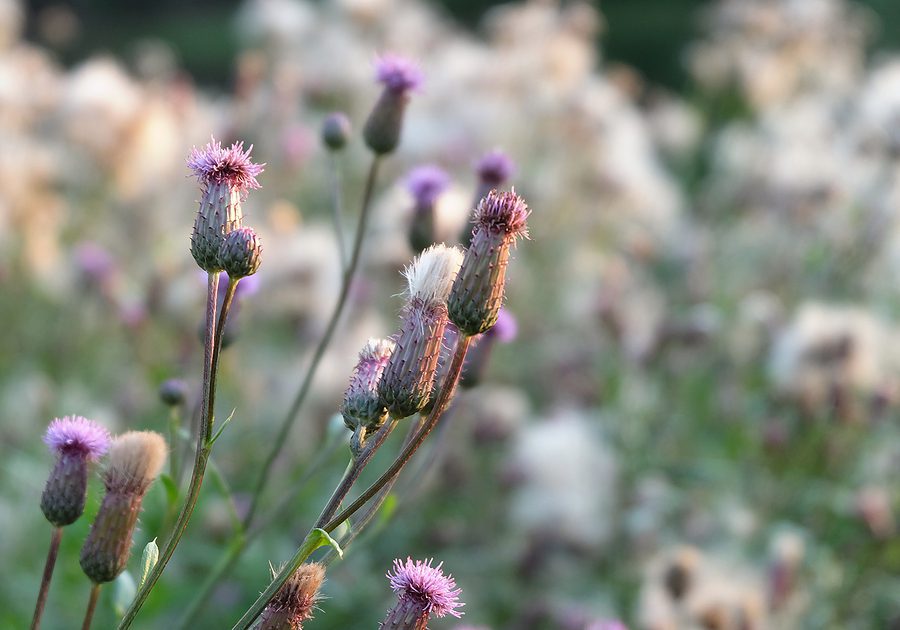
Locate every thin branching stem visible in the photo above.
<box><xmin>242</xmin><ymin>157</ymin><xmax>382</xmax><ymax>530</ymax></box>
<box><xmin>118</xmin><ymin>273</ymin><xmax>240</xmax><ymax>628</ymax></box>
<box><xmin>328</xmin><ymin>152</ymin><xmax>348</xmax><ymax>270</ymax></box>
<box><xmin>31</xmin><ymin>526</ymin><xmax>62</xmax><ymax>630</ymax></box>
<box><xmin>231</xmin><ymin>335</ymin><xmax>472</xmax><ymax>630</ymax></box>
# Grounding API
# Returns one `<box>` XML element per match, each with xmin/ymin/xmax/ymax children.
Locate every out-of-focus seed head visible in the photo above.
<box><xmin>188</xmin><ymin>137</ymin><xmax>264</xmax><ymax>272</ymax></box>
<box><xmin>322</xmin><ymin>112</ymin><xmax>352</xmax><ymax>151</ymax></box>
<box><xmin>159</xmin><ymin>378</ymin><xmax>189</xmax><ymax>407</ymax></box>
<box><xmin>258</xmin><ymin>562</ymin><xmax>326</xmax><ymax>630</ymax></box>
<box><xmin>41</xmin><ymin>416</ymin><xmax>110</xmax><ymax>527</ymax></box>
<box><xmin>406</xmin><ymin>165</ymin><xmax>450</xmax><ymax>208</ymax></box>
<box><xmin>381</xmin><ymin>557</ymin><xmax>464</xmax><ymax>629</ymax></box>
<box><xmin>341</xmin><ymin>338</ymin><xmax>396</xmax><ymax>432</ymax></box>
<box><xmin>450</xmin><ymin>190</ymin><xmax>529</xmax><ymax>336</ymax></box>
<box><xmin>475</xmin><ymin>149</ymin><xmax>515</xmax><ymax>188</ymax></box>
<box><xmin>104</xmin><ymin>431</ymin><xmax>167</xmax><ymax>495</ymax></box>
<box><xmin>80</xmin><ymin>431</ymin><xmax>166</xmax><ymax>584</ymax></box>
<box><xmin>363</xmin><ymin>54</ymin><xmax>422</xmax><ymax>155</ymax></box>
<box><xmin>220</xmin><ymin>226</ymin><xmax>263</xmax><ymax>279</ymax></box>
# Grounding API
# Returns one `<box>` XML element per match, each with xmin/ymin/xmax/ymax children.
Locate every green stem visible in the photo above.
<box><xmin>229</xmin><ymin>530</ymin><xmax>330</xmax><ymax>630</ymax></box>
<box><xmin>31</xmin><ymin>526</ymin><xmax>62</xmax><ymax>630</ymax></box>
<box><xmin>323</xmin><ymin>335</ymin><xmax>472</xmax><ymax>532</ymax></box>
<box><xmin>118</xmin><ymin>274</ymin><xmax>240</xmax><ymax>628</ymax></box>
<box><xmin>313</xmin><ymin>417</ymin><xmax>397</xmax><ymax>529</ymax></box>
<box><xmin>81</xmin><ymin>583</ymin><xmax>101</xmax><ymax>630</ymax></box>
<box><xmin>175</xmin><ymin>434</ymin><xmax>344</xmax><ymax>626</ymax></box>
<box><xmin>168</xmin><ymin>406</ymin><xmax>182</xmax><ymax>482</ymax></box>
<box><xmin>231</xmin><ymin>336</ymin><xmax>472</xmax><ymax>629</ymax></box>
<box><xmin>242</xmin><ymin>157</ymin><xmax>381</xmax><ymax>530</ymax></box>
<box><xmin>328</xmin><ymin>152</ymin><xmax>348</xmax><ymax>270</ymax></box>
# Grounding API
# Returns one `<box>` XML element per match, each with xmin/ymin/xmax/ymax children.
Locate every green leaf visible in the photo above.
<box><xmin>209</xmin><ymin>408</ymin><xmax>237</xmax><ymax>447</ymax></box>
<box><xmin>113</xmin><ymin>571</ymin><xmax>136</xmax><ymax>618</ymax></box>
<box><xmin>159</xmin><ymin>475</ymin><xmax>179</xmax><ymax>507</ymax></box>
<box><xmin>310</xmin><ymin>528</ymin><xmax>343</xmax><ymax>559</ymax></box>
<box><xmin>138</xmin><ymin>539</ymin><xmax>160</xmax><ymax>590</ymax></box>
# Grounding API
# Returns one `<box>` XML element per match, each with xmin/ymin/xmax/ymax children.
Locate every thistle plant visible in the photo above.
<box><xmin>257</xmin><ymin>563</ymin><xmax>325</xmax><ymax>630</ymax></box>
<box><xmin>462</xmin><ymin>150</ymin><xmax>515</xmax><ymax>246</ymax></box>
<box><xmin>32</xmin><ymin>416</ymin><xmax>110</xmax><ymax>630</ymax></box>
<box><xmin>363</xmin><ymin>54</ymin><xmax>423</xmax><ymax>155</ymax></box>
<box><xmin>117</xmin><ymin>138</ymin><xmax>264</xmax><ymax>628</ymax></box>
<box><xmin>381</xmin><ymin>558</ymin><xmax>464</xmax><ymax>630</ymax></box>
<box><xmin>80</xmin><ymin>431</ymin><xmax>166</xmax><ymax>629</ymax></box>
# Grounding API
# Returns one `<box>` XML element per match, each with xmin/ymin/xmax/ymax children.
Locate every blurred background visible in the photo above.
<box><xmin>4</xmin><ymin>0</ymin><xmax>900</xmax><ymax>628</ymax></box>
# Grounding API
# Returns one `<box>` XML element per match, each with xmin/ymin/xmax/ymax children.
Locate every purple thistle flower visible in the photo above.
<box><xmin>386</xmin><ymin>557</ymin><xmax>464</xmax><ymax>619</ymax></box>
<box><xmin>375</xmin><ymin>54</ymin><xmax>424</xmax><ymax>93</ymax></box>
<box><xmin>406</xmin><ymin>165</ymin><xmax>450</xmax><ymax>208</ymax></box>
<box><xmin>475</xmin><ymin>150</ymin><xmax>516</xmax><ymax>188</ymax></box>
<box><xmin>44</xmin><ymin>416</ymin><xmax>111</xmax><ymax>462</ymax></box>
<box><xmin>187</xmin><ymin>137</ymin><xmax>265</xmax><ymax>197</ymax></box>
<box><xmin>474</xmin><ymin>188</ymin><xmax>530</xmax><ymax>239</ymax></box>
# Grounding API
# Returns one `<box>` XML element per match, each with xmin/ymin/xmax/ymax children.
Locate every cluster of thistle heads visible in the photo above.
<box><xmin>39</xmin><ymin>416</ymin><xmax>167</xmax><ymax>585</ymax></box>
<box><xmin>34</xmin><ymin>52</ymin><xmax>527</xmax><ymax>629</ymax></box>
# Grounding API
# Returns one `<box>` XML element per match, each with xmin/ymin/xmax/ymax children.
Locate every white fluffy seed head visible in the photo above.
<box><xmin>105</xmin><ymin>431</ymin><xmax>167</xmax><ymax>494</ymax></box>
<box><xmin>403</xmin><ymin>244</ymin><xmax>464</xmax><ymax>308</ymax></box>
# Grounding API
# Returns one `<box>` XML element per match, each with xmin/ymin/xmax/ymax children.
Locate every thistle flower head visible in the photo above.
<box><xmin>403</xmin><ymin>244</ymin><xmax>464</xmax><ymax>310</ymax></box>
<box><xmin>44</xmin><ymin>415</ymin><xmax>110</xmax><ymax>462</ymax></box>
<box><xmin>473</xmin><ymin>188</ymin><xmax>529</xmax><ymax>239</ymax></box>
<box><xmin>104</xmin><ymin>431</ymin><xmax>167</xmax><ymax>495</ymax></box>
<box><xmin>259</xmin><ymin>562</ymin><xmax>326</xmax><ymax>630</ymax></box>
<box><xmin>342</xmin><ymin>338</ymin><xmax>396</xmax><ymax>433</ymax></box>
<box><xmin>322</xmin><ymin>112</ymin><xmax>352</xmax><ymax>151</ymax></box>
<box><xmin>386</xmin><ymin>557</ymin><xmax>464</xmax><ymax>619</ymax></box>
<box><xmin>406</xmin><ymin>165</ymin><xmax>450</xmax><ymax>208</ymax></box>
<box><xmin>475</xmin><ymin>150</ymin><xmax>515</xmax><ymax>188</ymax></box>
<box><xmin>375</xmin><ymin>54</ymin><xmax>423</xmax><ymax>93</ymax></box>
<box><xmin>187</xmin><ymin>137</ymin><xmax>264</xmax><ymax>196</ymax></box>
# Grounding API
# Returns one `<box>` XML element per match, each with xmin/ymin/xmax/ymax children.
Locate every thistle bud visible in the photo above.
<box><xmin>322</xmin><ymin>112</ymin><xmax>352</xmax><ymax>151</ymax></box>
<box><xmin>187</xmin><ymin>138</ymin><xmax>264</xmax><ymax>272</ymax></box>
<box><xmin>342</xmin><ymin>338</ymin><xmax>395</xmax><ymax>454</ymax></box>
<box><xmin>40</xmin><ymin>416</ymin><xmax>111</xmax><ymax>527</ymax></box>
<box><xmin>381</xmin><ymin>558</ymin><xmax>464</xmax><ymax>630</ymax></box>
<box><xmin>80</xmin><ymin>431</ymin><xmax>167</xmax><ymax>584</ymax></box>
<box><xmin>379</xmin><ymin>245</ymin><xmax>464</xmax><ymax>419</ymax></box>
<box><xmin>363</xmin><ymin>54</ymin><xmax>423</xmax><ymax>155</ymax></box>
<box><xmin>220</xmin><ymin>226</ymin><xmax>262</xmax><ymax>279</ymax></box>
<box><xmin>159</xmin><ymin>378</ymin><xmax>188</xmax><ymax>407</ymax></box>
<box><xmin>463</xmin><ymin>150</ymin><xmax>516</xmax><ymax>246</ymax></box>
<box><xmin>449</xmin><ymin>190</ymin><xmax>529</xmax><ymax>336</ymax></box>
<box><xmin>406</xmin><ymin>165</ymin><xmax>450</xmax><ymax>254</ymax></box>
<box><xmin>258</xmin><ymin>562</ymin><xmax>326</xmax><ymax>630</ymax></box>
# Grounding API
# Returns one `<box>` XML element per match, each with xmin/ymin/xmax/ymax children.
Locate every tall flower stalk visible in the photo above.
<box><xmin>117</xmin><ymin>139</ymin><xmax>263</xmax><ymax>629</ymax></box>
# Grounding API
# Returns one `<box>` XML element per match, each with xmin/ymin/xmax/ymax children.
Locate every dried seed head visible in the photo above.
<box><xmin>80</xmin><ymin>431</ymin><xmax>166</xmax><ymax>584</ymax></box>
<box><xmin>258</xmin><ymin>562</ymin><xmax>326</xmax><ymax>630</ymax></box>
<box><xmin>41</xmin><ymin>416</ymin><xmax>110</xmax><ymax>527</ymax></box>
<box><xmin>379</xmin><ymin>246</ymin><xmax>463</xmax><ymax>419</ymax></box>
<box><xmin>188</xmin><ymin>137</ymin><xmax>263</xmax><ymax>272</ymax></box>
<box><xmin>363</xmin><ymin>54</ymin><xmax>421</xmax><ymax>155</ymax></box>
<box><xmin>381</xmin><ymin>558</ymin><xmax>463</xmax><ymax>629</ymax></box>
<box><xmin>341</xmin><ymin>338</ymin><xmax>396</xmax><ymax>432</ymax></box>
<box><xmin>104</xmin><ymin>431</ymin><xmax>167</xmax><ymax>495</ymax></box>
<box><xmin>322</xmin><ymin>112</ymin><xmax>352</xmax><ymax>151</ymax></box>
<box><xmin>220</xmin><ymin>226</ymin><xmax>263</xmax><ymax>279</ymax></box>
<box><xmin>450</xmin><ymin>190</ymin><xmax>529</xmax><ymax>336</ymax></box>
<box><xmin>404</xmin><ymin>244</ymin><xmax>464</xmax><ymax>311</ymax></box>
